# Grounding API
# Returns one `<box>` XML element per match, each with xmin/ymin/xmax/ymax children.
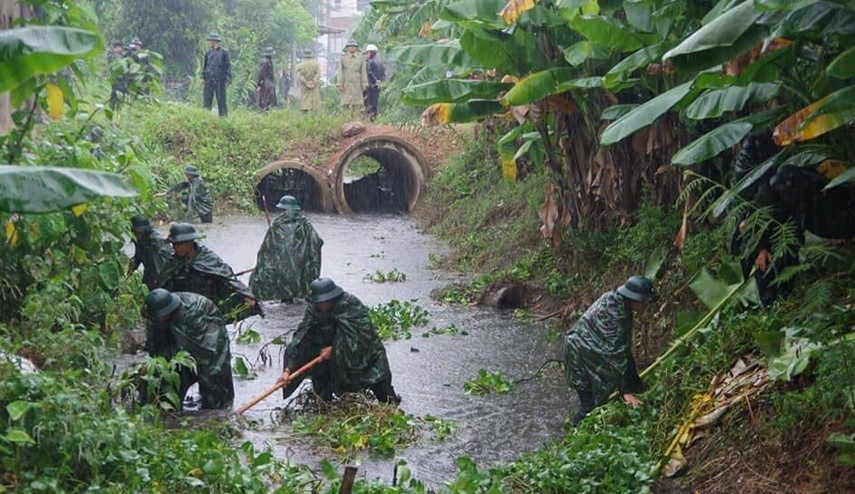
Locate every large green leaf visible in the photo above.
<box><xmin>0</xmin><ymin>166</ymin><xmax>138</xmax><ymax>213</ymax></box>
<box><xmin>0</xmin><ymin>26</ymin><xmax>102</xmax><ymax>93</ymax></box>
<box><xmin>827</xmin><ymin>46</ymin><xmax>855</xmax><ymax>79</ymax></box>
<box><xmin>503</xmin><ymin>68</ymin><xmax>576</xmax><ymax>105</ymax></box>
<box><xmin>686</xmin><ymin>82</ymin><xmax>781</xmax><ymax>120</ymax></box>
<box><xmin>568</xmin><ymin>15</ymin><xmax>646</xmax><ymax>52</ymax></box>
<box><xmin>424</xmin><ymin>100</ymin><xmax>505</xmax><ymax>124</ymax></box>
<box><xmin>672</xmin><ymin>121</ymin><xmax>754</xmax><ymax>165</ymax></box>
<box><xmin>774</xmin><ymin>85</ymin><xmax>855</xmax><ymax>145</ymax></box>
<box><xmin>753</xmin><ymin>0</ymin><xmax>820</xmax><ymax>10</ymax></box>
<box><xmin>441</xmin><ymin>0</ymin><xmax>505</xmax><ymax>26</ymax></box>
<box><xmin>402</xmin><ymin>79</ymin><xmax>511</xmax><ymax>105</ymax></box>
<box><xmin>460</xmin><ymin>27</ymin><xmax>548</xmax><ymax>75</ymax></box>
<box><xmin>823</xmin><ymin>166</ymin><xmax>855</xmax><ymax>190</ymax></box>
<box><xmin>600</xmin><ymin>81</ymin><xmax>694</xmax><ymax>145</ymax></box>
<box><xmin>758</xmin><ymin>1</ymin><xmax>855</xmax><ymax>37</ymax></box>
<box><xmin>562</xmin><ymin>41</ymin><xmax>611</xmax><ymax>66</ymax></box>
<box><xmin>386</xmin><ymin>41</ymin><xmax>481</xmax><ymax>68</ymax></box>
<box><xmin>604</xmin><ymin>42</ymin><xmax>668</xmax><ymax>87</ymax></box>
<box><xmin>663</xmin><ymin>1</ymin><xmax>767</xmax><ymax>73</ymax></box>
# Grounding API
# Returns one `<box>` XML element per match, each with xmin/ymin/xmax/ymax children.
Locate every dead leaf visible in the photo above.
<box><xmin>500</xmin><ymin>0</ymin><xmax>536</xmax><ymax>24</ymax></box>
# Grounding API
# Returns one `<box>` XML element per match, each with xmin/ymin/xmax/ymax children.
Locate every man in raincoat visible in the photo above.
<box><xmin>249</xmin><ymin>196</ymin><xmax>323</xmax><ymax>303</ymax></box>
<box><xmin>168</xmin><ymin>165</ymin><xmax>213</xmax><ymax>223</ymax></box>
<box><xmin>296</xmin><ymin>49</ymin><xmax>320</xmax><ymax>112</ymax></box>
<box><xmin>202</xmin><ymin>32</ymin><xmax>231</xmax><ymax>117</ymax></box>
<box><xmin>564</xmin><ymin>275</ymin><xmax>655</xmax><ymax>425</ymax></box>
<box><xmin>144</xmin><ymin>288</ymin><xmax>234</xmax><ymax>410</ymax></box>
<box><xmin>276</xmin><ymin>278</ymin><xmax>400</xmax><ymax>404</ymax></box>
<box><xmin>128</xmin><ymin>215</ymin><xmax>173</xmax><ymax>290</ymax></box>
<box><xmin>158</xmin><ymin>223</ymin><xmax>261</xmax><ymax>323</ymax></box>
<box><xmin>256</xmin><ymin>47</ymin><xmax>277</xmax><ymax>111</ymax></box>
<box><xmin>338</xmin><ymin>40</ymin><xmax>367</xmax><ymax>114</ymax></box>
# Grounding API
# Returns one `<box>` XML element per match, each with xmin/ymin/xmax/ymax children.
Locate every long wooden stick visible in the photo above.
<box><xmin>235</xmin><ymin>355</ymin><xmax>324</xmax><ymax>415</ymax></box>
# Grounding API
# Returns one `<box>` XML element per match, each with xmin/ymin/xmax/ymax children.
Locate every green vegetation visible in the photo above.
<box><xmin>462</xmin><ymin>370</ymin><xmax>516</xmax><ymax>396</ymax></box>
<box><xmin>369</xmin><ymin>299</ymin><xmax>431</xmax><ymax>341</ymax></box>
<box><xmin>364</xmin><ymin>268</ymin><xmax>408</xmax><ymax>283</ymax></box>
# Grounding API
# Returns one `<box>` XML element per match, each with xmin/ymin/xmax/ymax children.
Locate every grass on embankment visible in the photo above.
<box><xmin>116</xmin><ymin>103</ymin><xmax>350</xmax><ymax>210</ymax></box>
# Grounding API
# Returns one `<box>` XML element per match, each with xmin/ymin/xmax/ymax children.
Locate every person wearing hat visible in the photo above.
<box><xmin>249</xmin><ymin>196</ymin><xmax>323</xmax><ymax>303</ymax></box>
<box><xmin>166</xmin><ymin>165</ymin><xmax>213</xmax><ymax>223</ymax></box>
<box><xmin>338</xmin><ymin>40</ymin><xmax>368</xmax><ymax>114</ymax></box>
<box><xmin>201</xmin><ymin>32</ymin><xmax>231</xmax><ymax>116</ymax></box>
<box><xmin>362</xmin><ymin>44</ymin><xmax>384</xmax><ymax>120</ymax></box>
<box><xmin>564</xmin><ymin>275</ymin><xmax>656</xmax><ymax>425</ymax></box>
<box><xmin>108</xmin><ymin>41</ymin><xmax>129</xmax><ymax>108</ymax></box>
<box><xmin>143</xmin><ymin>288</ymin><xmax>234</xmax><ymax>410</ymax></box>
<box><xmin>256</xmin><ymin>47</ymin><xmax>277</xmax><ymax>111</ymax></box>
<box><xmin>128</xmin><ymin>215</ymin><xmax>173</xmax><ymax>290</ymax></box>
<box><xmin>158</xmin><ymin>223</ymin><xmax>261</xmax><ymax>324</ymax></box>
<box><xmin>275</xmin><ymin>278</ymin><xmax>400</xmax><ymax>404</ymax></box>
<box><xmin>296</xmin><ymin>49</ymin><xmax>320</xmax><ymax>112</ymax></box>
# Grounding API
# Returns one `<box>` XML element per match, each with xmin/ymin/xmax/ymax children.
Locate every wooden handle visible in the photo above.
<box><xmin>235</xmin><ymin>355</ymin><xmax>324</xmax><ymax>415</ymax></box>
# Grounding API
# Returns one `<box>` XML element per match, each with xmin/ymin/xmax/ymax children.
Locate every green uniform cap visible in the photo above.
<box><xmin>146</xmin><ymin>288</ymin><xmax>181</xmax><ymax>318</ymax></box>
<box><xmin>617</xmin><ymin>275</ymin><xmax>656</xmax><ymax>302</ymax></box>
<box><xmin>308</xmin><ymin>277</ymin><xmax>343</xmax><ymax>303</ymax></box>
<box><xmin>207</xmin><ymin>33</ymin><xmax>221</xmax><ymax>42</ymax></box>
<box><xmin>184</xmin><ymin>165</ymin><xmax>200</xmax><ymax>177</ymax></box>
<box><xmin>345</xmin><ymin>40</ymin><xmax>358</xmax><ymax>48</ymax></box>
<box><xmin>168</xmin><ymin>222</ymin><xmax>202</xmax><ymax>243</ymax></box>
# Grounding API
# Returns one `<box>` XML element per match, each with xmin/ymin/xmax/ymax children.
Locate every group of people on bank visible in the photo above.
<box><xmin>130</xmin><ymin>189</ymin><xmax>399</xmax><ymax>412</ymax></box>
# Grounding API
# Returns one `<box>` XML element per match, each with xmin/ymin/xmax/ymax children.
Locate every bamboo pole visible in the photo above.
<box><xmin>235</xmin><ymin>355</ymin><xmax>324</xmax><ymax>415</ymax></box>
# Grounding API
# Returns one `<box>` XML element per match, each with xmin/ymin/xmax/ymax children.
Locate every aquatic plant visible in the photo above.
<box><xmin>463</xmin><ymin>369</ymin><xmax>515</xmax><ymax>396</ymax></box>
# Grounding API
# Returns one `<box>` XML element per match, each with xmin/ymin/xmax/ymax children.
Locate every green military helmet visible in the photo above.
<box><xmin>275</xmin><ymin>195</ymin><xmax>301</xmax><ymax>211</ymax></box>
<box><xmin>302</xmin><ymin>49</ymin><xmax>314</xmax><ymax>58</ymax></box>
<box><xmin>617</xmin><ymin>275</ymin><xmax>656</xmax><ymax>303</ymax></box>
<box><xmin>129</xmin><ymin>37</ymin><xmax>142</xmax><ymax>47</ymax></box>
<box><xmin>130</xmin><ymin>214</ymin><xmax>151</xmax><ymax>233</ymax></box>
<box><xmin>145</xmin><ymin>288</ymin><xmax>181</xmax><ymax>318</ymax></box>
<box><xmin>308</xmin><ymin>278</ymin><xmax>344</xmax><ymax>304</ymax></box>
<box><xmin>184</xmin><ymin>164</ymin><xmax>200</xmax><ymax>177</ymax></box>
<box><xmin>263</xmin><ymin>47</ymin><xmax>275</xmax><ymax>56</ymax></box>
<box><xmin>167</xmin><ymin>222</ymin><xmax>202</xmax><ymax>243</ymax></box>
<box><xmin>207</xmin><ymin>32</ymin><xmax>222</xmax><ymax>42</ymax></box>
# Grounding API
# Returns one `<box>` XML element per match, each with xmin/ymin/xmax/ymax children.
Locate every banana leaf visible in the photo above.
<box><xmin>402</xmin><ymin>79</ymin><xmax>511</xmax><ymax>105</ymax></box>
<box><xmin>441</xmin><ymin>0</ymin><xmax>506</xmax><ymax>26</ymax></box>
<box><xmin>823</xmin><ymin>167</ymin><xmax>855</xmax><ymax>190</ymax></box>
<box><xmin>600</xmin><ymin>80</ymin><xmax>694</xmax><ymax>145</ymax></box>
<box><xmin>663</xmin><ymin>1</ymin><xmax>767</xmax><ymax>73</ymax></box>
<box><xmin>0</xmin><ymin>26</ymin><xmax>102</xmax><ymax>93</ymax></box>
<box><xmin>827</xmin><ymin>45</ymin><xmax>855</xmax><ymax>79</ymax></box>
<box><xmin>562</xmin><ymin>41</ymin><xmax>611</xmax><ymax>66</ymax></box>
<box><xmin>500</xmin><ymin>0</ymin><xmax>537</xmax><ymax>24</ymax></box>
<box><xmin>600</xmin><ymin>103</ymin><xmax>638</xmax><ymax>120</ymax></box>
<box><xmin>758</xmin><ymin>1</ymin><xmax>855</xmax><ymax>37</ymax></box>
<box><xmin>0</xmin><ymin>165</ymin><xmax>138</xmax><ymax>213</ymax></box>
<box><xmin>604</xmin><ymin>42</ymin><xmax>668</xmax><ymax>87</ymax></box>
<box><xmin>773</xmin><ymin>85</ymin><xmax>855</xmax><ymax>146</ymax></box>
<box><xmin>422</xmin><ymin>100</ymin><xmax>504</xmax><ymax>124</ymax></box>
<box><xmin>460</xmin><ymin>27</ymin><xmax>548</xmax><ymax>75</ymax></box>
<box><xmin>753</xmin><ymin>0</ymin><xmax>820</xmax><ymax>11</ymax></box>
<box><xmin>502</xmin><ymin>68</ymin><xmax>576</xmax><ymax>105</ymax></box>
<box><xmin>686</xmin><ymin>82</ymin><xmax>781</xmax><ymax>120</ymax></box>
<box><xmin>568</xmin><ymin>15</ymin><xmax>646</xmax><ymax>52</ymax></box>
<box><xmin>386</xmin><ymin>41</ymin><xmax>481</xmax><ymax>68</ymax></box>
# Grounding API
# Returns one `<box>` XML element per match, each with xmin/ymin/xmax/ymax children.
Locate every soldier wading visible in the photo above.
<box><xmin>168</xmin><ymin>165</ymin><xmax>213</xmax><ymax>223</ymax></box>
<box><xmin>564</xmin><ymin>275</ymin><xmax>655</xmax><ymax>425</ymax></box>
<box><xmin>128</xmin><ymin>215</ymin><xmax>173</xmax><ymax>290</ymax></box>
<box><xmin>276</xmin><ymin>278</ymin><xmax>400</xmax><ymax>404</ymax></box>
<box><xmin>249</xmin><ymin>195</ymin><xmax>323</xmax><ymax>303</ymax></box>
<box><xmin>144</xmin><ymin>288</ymin><xmax>235</xmax><ymax>410</ymax></box>
<box><xmin>158</xmin><ymin>223</ymin><xmax>261</xmax><ymax>323</ymax></box>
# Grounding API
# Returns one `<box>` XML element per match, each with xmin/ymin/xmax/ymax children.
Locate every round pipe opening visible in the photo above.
<box><xmin>254</xmin><ymin>161</ymin><xmax>334</xmax><ymax>213</ymax></box>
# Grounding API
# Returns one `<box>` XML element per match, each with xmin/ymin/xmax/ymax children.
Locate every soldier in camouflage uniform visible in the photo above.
<box><xmin>249</xmin><ymin>195</ymin><xmax>323</xmax><ymax>303</ymax></box>
<box><xmin>564</xmin><ymin>275</ymin><xmax>655</xmax><ymax>425</ymax></box>
<box><xmin>168</xmin><ymin>165</ymin><xmax>213</xmax><ymax>223</ymax></box>
<box><xmin>128</xmin><ymin>215</ymin><xmax>173</xmax><ymax>290</ymax></box>
<box><xmin>276</xmin><ymin>278</ymin><xmax>400</xmax><ymax>404</ymax></box>
<box><xmin>158</xmin><ymin>223</ymin><xmax>261</xmax><ymax>324</ymax></box>
<box><xmin>338</xmin><ymin>40</ymin><xmax>368</xmax><ymax>114</ymax></box>
<box><xmin>144</xmin><ymin>288</ymin><xmax>234</xmax><ymax>410</ymax></box>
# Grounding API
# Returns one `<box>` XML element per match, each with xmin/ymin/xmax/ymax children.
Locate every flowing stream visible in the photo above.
<box><xmin>125</xmin><ymin>214</ymin><xmax>574</xmax><ymax>487</ymax></box>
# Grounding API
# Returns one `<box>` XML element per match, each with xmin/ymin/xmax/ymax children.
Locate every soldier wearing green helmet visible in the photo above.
<box><xmin>143</xmin><ymin>288</ymin><xmax>234</xmax><ymax>410</ymax></box>
<box><xmin>564</xmin><ymin>275</ymin><xmax>656</xmax><ymax>425</ymax></box>
<box><xmin>158</xmin><ymin>223</ymin><xmax>261</xmax><ymax>323</ymax></box>
<box><xmin>166</xmin><ymin>165</ymin><xmax>213</xmax><ymax>223</ymax></box>
<box><xmin>127</xmin><ymin>215</ymin><xmax>173</xmax><ymax>290</ymax></box>
<box><xmin>249</xmin><ymin>195</ymin><xmax>323</xmax><ymax>303</ymax></box>
<box><xmin>276</xmin><ymin>278</ymin><xmax>400</xmax><ymax>404</ymax></box>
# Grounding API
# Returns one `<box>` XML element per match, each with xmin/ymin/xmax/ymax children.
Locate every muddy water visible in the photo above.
<box><xmin>157</xmin><ymin>215</ymin><xmax>573</xmax><ymax>486</ymax></box>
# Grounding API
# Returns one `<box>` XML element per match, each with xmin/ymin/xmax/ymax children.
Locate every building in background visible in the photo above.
<box><xmin>315</xmin><ymin>0</ymin><xmax>366</xmax><ymax>83</ymax></box>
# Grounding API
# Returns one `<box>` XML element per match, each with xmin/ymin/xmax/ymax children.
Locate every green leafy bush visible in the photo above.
<box><xmin>369</xmin><ymin>300</ymin><xmax>430</xmax><ymax>341</ymax></box>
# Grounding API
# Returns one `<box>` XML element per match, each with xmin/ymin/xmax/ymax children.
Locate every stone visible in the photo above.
<box><xmin>341</xmin><ymin>121</ymin><xmax>366</xmax><ymax>138</ymax></box>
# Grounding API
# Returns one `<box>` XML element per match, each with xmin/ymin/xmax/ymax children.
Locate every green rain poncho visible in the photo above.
<box><xmin>158</xmin><ymin>244</ymin><xmax>260</xmax><ymax>323</ymax></box>
<box><xmin>145</xmin><ymin>292</ymin><xmax>234</xmax><ymax>409</ymax></box>
<box><xmin>564</xmin><ymin>291</ymin><xmax>638</xmax><ymax>406</ymax></box>
<box><xmin>283</xmin><ymin>292</ymin><xmax>392</xmax><ymax>394</ymax></box>
<box><xmin>170</xmin><ymin>176</ymin><xmax>213</xmax><ymax>222</ymax></box>
<box><xmin>130</xmin><ymin>228</ymin><xmax>173</xmax><ymax>290</ymax></box>
<box><xmin>249</xmin><ymin>211</ymin><xmax>323</xmax><ymax>301</ymax></box>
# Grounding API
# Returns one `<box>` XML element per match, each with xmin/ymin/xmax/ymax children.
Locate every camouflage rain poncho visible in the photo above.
<box><xmin>249</xmin><ymin>211</ymin><xmax>323</xmax><ymax>301</ymax></box>
<box><xmin>158</xmin><ymin>244</ymin><xmax>261</xmax><ymax>323</ymax></box>
<box><xmin>145</xmin><ymin>292</ymin><xmax>234</xmax><ymax>409</ymax></box>
<box><xmin>130</xmin><ymin>228</ymin><xmax>173</xmax><ymax>290</ymax></box>
<box><xmin>170</xmin><ymin>176</ymin><xmax>213</xmax><ymax>222</ymax></box>
<box><xmin>283</xmin><ymin>292</ymin><xmax>391</xmax><ymax>395</ymax></box>
<box><xmin>564</xmin><ymin>291</ymin><xmax>641</xmax><ymax>406</ymax></box>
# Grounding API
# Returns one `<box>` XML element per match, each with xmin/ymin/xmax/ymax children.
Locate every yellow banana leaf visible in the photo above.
<box><xmin>582</xmin><ymin>0</ymin><xmax>600</xmax><ymax>15</ymax></box>
<box><xmin>71</xmin><ymin>203</ymin><xmax>88</xmax><ymax>217</ymax></box>
<box><xmin>773</xmin><ymin>86</ymin><xmax>855</xmax><ymax>146</ymax></box>
<box><xmin>816</xmin><ymin>159</ymin><xmax>848</xmax><ymax>179</ymax></box>
<box><xmin>5</xmin><ymin>219</ymin><xmax>19</xmax><ymax>246</ymax></box>
<box><xmin>501</xmin><ymin>0</ymin><xmax>536</xmax><ymax>24</ymax></box>
<box><xmin>45</xmin><ymin>82</ymin><xmax>64</xmax><ymax>121</ymax></box>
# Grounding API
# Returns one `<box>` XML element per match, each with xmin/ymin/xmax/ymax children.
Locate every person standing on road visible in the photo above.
<box><xmin>363</xmin><ymin>44</ymin><xmax>384</xmax><ymax>121</ymax></box>
<box><xmin>338</xmin><ymin>40</ymin><xmax>367</xmax><ymax>115</ymax></box>
<box><xmin>256</xmin><ymin>47</ymin><xmax>277</xmax><ymax>111</ymax></box>
<box><xmin>276</xmin><ymin>278</ymin><xmax>400</xmax><ymax>405</ymax></box>
<box><xmin>564</xmin><ymin>275</ymin><xmax>655</xmax><ymax>425</ymax></box>
<box><xmin>296</xmin><ymin>49</ymin><xmax>320</xmax><ymax>112</ymax></box>
<box><xmin>202</xmin><ymin>33</ymin><xmax>231</xmax><ymax>117</ymax></box>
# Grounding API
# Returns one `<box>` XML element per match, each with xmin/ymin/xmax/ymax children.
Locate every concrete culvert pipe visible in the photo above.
<box><xmin>254</xmin><ymin>161</ymin><xmax>335</xmax><ymax>214</ymax></box>
<box><xmin>331</xmin><ymin>135</ymin><xmax>428</xmax><ymax>215</ymax></box>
